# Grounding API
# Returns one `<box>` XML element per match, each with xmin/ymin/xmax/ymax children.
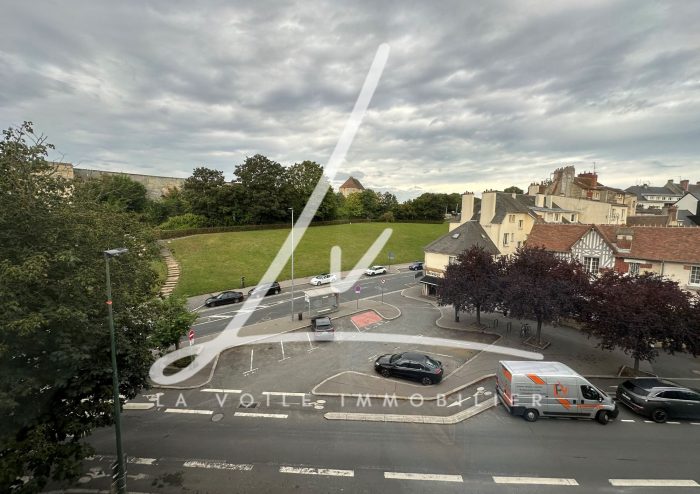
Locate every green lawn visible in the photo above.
<box><xmin>167</xmin><ymin>222</ymin><xmax>447</xmax><ymax>297</ymax></box>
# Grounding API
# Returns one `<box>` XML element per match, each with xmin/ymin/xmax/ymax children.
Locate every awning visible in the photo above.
<box><xmin>419</xmin><ymin>275</ymin><xmax>442</xmax><ymax>286</ymax></box>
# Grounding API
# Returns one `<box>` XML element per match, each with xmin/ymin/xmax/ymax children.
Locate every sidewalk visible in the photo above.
<box><xmin>186</xmin><ymin>263</ymin><xmax>413</xmax><ymax>310</ymax></box>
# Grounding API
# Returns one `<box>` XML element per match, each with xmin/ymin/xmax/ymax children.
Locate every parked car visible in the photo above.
<box><xmin>310</xmin><ymin>273</ymin><xmax>337</xmax><ymax>286</ymax></box>
<box><xmin>248</xmin><ymin>281</ymin><xmax>282</xmax><ymax>298</ymax></box>
<box><xmin>204</xmin><ymin>290</ymin><xmax>244</xmax><ymax>308</ymax></box>
<box><xmin>365</xmin><ymin>265</ymin><xmax>387</xmax><ymax>276</ymax></box>
<box><xmin>408</xmin><ymin>261</ymin><xmax>424</xmax><ymax>271</ymax></box>
<box><xmin>374</xmin><ymin>352</ymin><xmax>443</xmax><ymax>385</ymax></box>
<box><xmin>311</xmin><ymin>316</ymin><xmax>335</xmax><ymax>341</ymax></box>
<box><xmin>616</xmin><ymin>378</ymin><xmax>700</xmax><ymax>423</ymax></box>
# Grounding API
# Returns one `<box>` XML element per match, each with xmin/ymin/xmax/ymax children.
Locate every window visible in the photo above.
<box><xmin>584</xmin><ymin>257</ymin><xmax>600</xmax><ymax>274</ymax></box>
<box><xmin>518</xmin><ymin>219</ymin><xmax>523</xmax><ymax>229</ymax></box>
<box><xmin>690</xmin><ymin>266</ymin><xmax>700</xmax><ymax>285</ymax></box>
<box><xmin>629</xmin><ymin>263</ymin><xmax>640</xmax><ymax>276</ymax></box>
<box><xmin>509</xmin><ymin>214</ymin><xmax>515</xmax><ymax>223</ymax></box>
<box><xmin>570</xmin><ymin>214</ymin><xmax>575</xmax><ymax>222</ymax></box>
<box><xmin>517</xmin><ymin>241</ymin><xmax>522</xmax><ymax>248</ymax></box>
<box><xmin>581</xmin><ymin>385</ymin><xmax>600</xmax><ymax>401</ymax></box>
<box><xmin>503</xmin><ymin>233</ymin><xmax>509</xmax><ymax>246</ymax></box>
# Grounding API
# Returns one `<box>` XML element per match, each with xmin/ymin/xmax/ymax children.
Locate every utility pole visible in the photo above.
<box><xmin>289</xmin><ymin>207</ymin><xmax>295</xmax><ymax>321</ymax></box>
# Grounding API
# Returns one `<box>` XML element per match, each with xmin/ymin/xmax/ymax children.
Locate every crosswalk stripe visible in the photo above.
<box><xmin>164</xmin><ymin>408</ymin><xmax>213</xmax><ymax>415</ymax></box>
<box><xmin>234</xmin><ymin>412</ymin><xmax>288</xmax><ymax>419</ymax></box>
<box><xmin>262</xmin><ymin>391</ymin><xmax>307</xmax><ymax>397</ymax></box>
<box><xmin>493</xmin><ymin>477</ymin><xmax>579</xmax><ymax>485</ymax></box>
<box><xmin>201</xmin><ymin>388</ymin><xmax>242</xmax><ymax>394</ymax></box>
<box><xmin>280</xmin><ymin>466</ymin><xmax>354</xmax><ymax>477</ymax></box>
<box><xmin>621</xmin><ymin>419</ymin><xmax>635</xmax><ymax>422</ymax></box>
<box><xmin>184</xmin><ymin>460</ymin><xmax>253</xmax><ymax>471</ymax></box>
<box><xmin>384</xmin><ymin>472</ymin><xmax>463</xmax><ymax>482</ymax></box>
<box><xmin>609</xmin><ymin>479</ymin><xmax>699</xmax><ymax>487</ymax></box>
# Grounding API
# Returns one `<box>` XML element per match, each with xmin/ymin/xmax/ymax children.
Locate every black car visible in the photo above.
<box><xmin>248</xmin><ymin>281</ymin><xmax>282</xmax><ymax>298</ymax></box>
<box><xmin>616</xmin><ymin>378</ymin><xmax>700</xmax><ymax>423</ymax></box>
<box><xmin>204</xmin><ymin>290</ymin><xmax>244</xmax><ymax>307</ymax></box>
<box><xmin>408</xmin><ymin>261</ymin><xmax>424</xmax><ymax>271</ymax></box>
<box><xmin>374</xmin><ymin>352</ymin><xmax>443</xmax><ymax>385</ymax></box>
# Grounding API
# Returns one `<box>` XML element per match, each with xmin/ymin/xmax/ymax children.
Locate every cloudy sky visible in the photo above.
<box><xmin>2</xmin><ymin>1</ymin><xmax>699</xmax><ymax>200</ymax></box>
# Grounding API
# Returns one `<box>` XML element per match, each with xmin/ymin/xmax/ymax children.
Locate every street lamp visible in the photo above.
<box><xmin>104</xmin><ymin>247</ymin><xmax>128</xmax><ymax>494</ymax></box>
<box><xmin>289</xmin><ymin>208</ymin><xmax>295</xmax><ymax>321</ymax></box>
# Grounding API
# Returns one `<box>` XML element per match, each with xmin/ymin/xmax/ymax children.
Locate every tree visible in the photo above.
<box><xmin>182</xmin><ymin>167</ymin><xmax>233</xmax><ymax>224</ymax></box>
<box><xmin>234</xmin><ymin>155</ymin><xmax>287</xmax><ymax>224</ymax></box>
<box><xmin>504</xmin><ymin>185</ymin><xmax>524</xmax><ymax>194</ymax></box>
<box><xmin>0</xmin><ymin>122</ymin><xmax>161</xmax><ymax>492</ymax></box>
<box><xmin>150</xmin><ymin>296</ymin><xmax>198</xmax><ymax>352</ymax></box>
<box><xmin>343</xmin><ymin>192</ymin><xmax>364</xmax><ymax>218</ymax></box>
<box><xmin>285</xmin><ymin>160</ymin><xmax>337</xmax><ymax>221</ymax></box>
<box><xmin>411</xmin><ymin>193</ymin><xmax>448</xmax><ymax>220</ymax></box>
<box><xmin>501</xmin><ymin>247</ymin><xmax>590</xmax><ymax>345</ymax></box>
<box><xmin>583</xmin><ymin>271</ymin><xmax>694</xmax><ymax>371</ymax></box>
<box><xmin>377</xmin><ymin>191</ymin><xmax>399</xmax><ymax>216</ymax></box>
<box><xmin>437</xmin><ymin>246</ymin><xmax>502</xmax><ymax>325</ymax></box>
<box><xmin>72</xmin><ymin>174</ymin><xmax>148</xmax><ymax>213</ymax></box>
<box><xmin>358</xmin><ymin>189</ymin><xmax>380</xmax><ymax>219</ymax></box>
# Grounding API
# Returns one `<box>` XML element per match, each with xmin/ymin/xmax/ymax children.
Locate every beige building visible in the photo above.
<box><xmin>339</xmin><ymin>176</ymin><xmax>365</xmax><ymax>198</ymax></box>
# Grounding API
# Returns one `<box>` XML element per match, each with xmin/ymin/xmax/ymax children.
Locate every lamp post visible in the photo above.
<box><xmin>104</xmin><ymin>247</ymin><xmax>128</xmax><ymax>494</ymax></box>
<box><xmin>289</xmin><ymin>207</ymin><xmax>294</xmax><ymax>321</ymax></box>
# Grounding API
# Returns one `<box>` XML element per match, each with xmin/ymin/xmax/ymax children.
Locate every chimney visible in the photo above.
<box><xmin>545</xmin><ymin>195</ymin><xmax>553</xmax><ymax>208</ymax></box>
<box><xmin>460</xmin><ymin>192</ymin><xmax>474</xmax><ymax>226</ymax></box>
<box><xmin>535</xmin><ymin>193</ymin><xmax>545</xmax><ymax>207</ymax></box>
<box><xmin>615</xmin><ymin>227</ymin><xmax>634</xmax><ymax>250</ymax></box>
<box><xmin>666</xmin><ymin>179</ymin><xmax>674</xmax><ymax>188</ymax></box>
<box><xmin>668</xmin><ymin>205</ymin><xmax>678</xmax><ymax>225</ymax></box>
<box><xmin>480</xmin><ymin>191</ymin><xmax>497</xmax><ymax>225</ymax></box>
<box><xmin>680</xmin><ymin>179</ymin><xmax>689</xmax><ymax>192</ymax></box>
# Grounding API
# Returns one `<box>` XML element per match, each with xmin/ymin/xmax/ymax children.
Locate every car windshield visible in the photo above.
<box><xmin>622</xmin><ymin>381</ymin><xmax>650</xmax><ymax>396</ymax></box>
<box><xmin>389</xmin><ymin>354</ymin><xmax>401</xmax><ymax>363</ymax></box>
<box><xmin>424</xmin><ymin>357</ymin><xmax>439</xmax><ymax>368</ymax></box>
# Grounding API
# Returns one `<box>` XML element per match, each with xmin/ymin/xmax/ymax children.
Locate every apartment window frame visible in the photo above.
<box><xmin>508</xmin><ymin>214</ymin><xmax>515</xmax><ymax>223</ymax></box>
<box><xmin>690</xmin><ymin>266</ymin><xmax>700</xmax><ymax>285</ymax></box>
<box><xmin>518</xmin><ymin>219</ymin><xmax>524</xmax><ymax>230</ymax></box>
<box><xmin>502</xmin><ymin>233</ymin><xmax>509</xmax><ymax>246</ymax></box>
<box><xmin>584</xmin><ymin>256</ymin><xmax>600</xmax><ymax>274</ymax></box>
<box><xmin>629</xmin><ymin>262</ymin><xmax>640</xmax><ymax>276</ymax></box>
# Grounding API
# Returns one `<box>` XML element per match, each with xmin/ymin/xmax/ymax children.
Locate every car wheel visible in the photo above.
<box><xmin>596</xmin><ymin>410</ymin><xmax>611</xmax><ymax>425</ymax></box>
<box><xmin>651</xmin><ymin>408</ymin><xmax>668</xmax><ymax>423</ymax></box>
<box><xmin>276</xmin><ymin>288</ymin><xmax>281</xmax><ymax>294</ymax></box>
<box><xmin>523</xmin><ymin>409</ymin><xmax>539</xmax><ymax>422</ymax></box>
<box><xmin>380</xmin><ymin>368</ymin><xmax>391</xmax><ymax>378</ymax></box>
<box><xmin>205</xmin><ymin>303</ymin><xmax>211</xmax><ymax>308</ymax></box>
<box><xmin>421</xmin><ymin>377</ymin><xmax>433</xmax><ymax>386</ymax></box>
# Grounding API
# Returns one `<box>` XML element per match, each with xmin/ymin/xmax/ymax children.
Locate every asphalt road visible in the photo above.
<box><xmin>54</xmin><ymin>401</ymin><xmax>700</xmax><ymax>493</ymax></box>
<box><xmin>188</xmin><ymin>270</ymin><xmax>423</xmax><ymax>340</ymax></box>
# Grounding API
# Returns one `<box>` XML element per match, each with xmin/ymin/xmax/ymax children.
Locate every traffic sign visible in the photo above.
<box><xmin>381</xmin><ymin>279</ymin><xmax>386</xmax><ymax>285</ymax></box>
<box><xmin>354</xmin><ymin>285</ymin><xmax>361</xmax><ymax>294</ymax></box>
<box><xmin>188</xmin><ymin>329</ymin><xmax>195</xmax><ymax>346</ymax></box>
<box><xmin>388</xmin><ymin>251</ymin><xmax>395</xmax><ymax>260</ymax></box>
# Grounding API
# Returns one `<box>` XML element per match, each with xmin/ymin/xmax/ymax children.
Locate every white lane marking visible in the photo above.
<box><xmin>164</xmin><ymin>408</ymin><xmax>213</xmax><ymax>415</ymax></box>
<box><xmin>644</xmin><ymin>420</ymin><xmax>654</xmax><ymax>423</ymax></box>
<box><xmin>201</xmin><ymin>388</ymin><xmax>242</xmax><ymax>394</ymax></box>
<box><xmin>123</xmin><ymin>403</ymin><xmax>154</xmax><ymax>410</ymax></box>
<box><xmin>207</xmin><ymin>314</ymin><xmax>234</xmax><ymax>320</ymax></box>
<box><xmin>280</xmin><ymin>466</ymin><xmax>354</xmax><ymax>477</ymax></box>
<box><xmin>493</xmin><ymin>477</ymin><xmax>579</xmax><ymax>485</ymax></box>
<box><xmin>384</xmin><ymin>472</ymin><xmax>463</xmax><ymax>482</ymax></box>
<box><xmin>609</xmin><ymin>479</ymin><xmax>699</xmax><ymax>487</ymax></box>
<box><xmin>621</xmin><ymin>419</ymin><xmax>635</xmax><ymax>423</ymax></box>
<box><xmin>691</xmin><ymin>422</ymin><xmax>700</xmax><ymax>425</ymax></box>
<box><xmin>234</xmin><ymin>412</ymin><xmax>288</xmax><ymax>419</ymax></box>
<box><xmin>184</xmin><ymin>460</ymin><xmax>253</xmax><ymax>471</ymax></box>
<box><xmin>262</xmin><ymin>391</ymin><xmax>307</xmax><ymax>397</ymax></box>
<box><xmin>447</xmin><ymin>396</ymin><xmax>473</xmax><ymax>408</ymax></box>
<box><xmin>667</xmin><ymin>421</ymin><xmax>681</xmax><ymax>424</ymax></box>
<box><xmin>128</xmin><ymin>457</ymin><xmax>157</xmax><ymax>465</ymax></box>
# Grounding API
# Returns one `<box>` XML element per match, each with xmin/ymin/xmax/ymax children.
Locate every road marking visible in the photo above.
<box><xmin>201</xmin><ymin>388</ymin><xmax>242</xmax><ymax>394</ymax></box>
<box><xmin>384</xmin><ymin>472</ymin><xmax>463</xmax><ymax>482</ymax></box>
<box><xmin>621</xmin><ymin>419</ymin><xmax>635</xmax><ymax>423</ymax></box>
<box><xmin>123</xmin><ymin>403</ymin><xmax>154</xmax><ymax>410</ymax></box>
<box><xmin>667</xmin><ymin>421</ymin><xmax>681</xmax><ymax>424</ymax></box>
<box><xmin>691</xmin><ymin>422</ymin><xmax>700</xmax><ymax>425</ymax></box>
<box><xmin>164</xmin><ymin>408</ymin><xmax>213</xmax><ymax>415</ymax></box>
<box><xmin>184</xmin><ymin>460</ymin><xmax>253</xmax><ymax>471</ymax></box>
<box><xmin>644</xmin><ymin>420</ymin><xmax>654</xmax><ymax>423</ymax></box>
<box><xmin>127</xmin><ymin>457</ymin><xmax>157</xmax><ymax>465</ymax></box>
<box><xmin>243</xmin><ymin>349</ymin><xmax>258</xmax><ymax>375</ymax></box>
<box><xmin>234</xmin><ymin>412</ymin><xmax>288</xmax><ymax>419</ymax></box>
<box><xmin>609</xmin><ymin>479</ymin><xmax>699</xmax><ymax>487</ymax></box>
<box><xmin>262</xmin><ymin>391</ymin><xmax>307</xmax><ymax>397</ymax></box>
<box><xmin>447</xmin><ymin>396</ymin><xmax>473</xmax><ymax>408</ymax></box>
<box><xmin>493</xmin><ymin>477</ymin><xmax>579</xmax><ymax>485</ymax></box>
<box><xmin>280</xmin><ymin>466</ymin><xmax>354</xmax><ymax>477</ymax></box>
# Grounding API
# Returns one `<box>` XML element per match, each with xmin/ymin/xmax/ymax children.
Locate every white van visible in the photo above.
<box><xmin>496</xmin><ymin>360</ymin><xmax>618</xmax><ymax>424</ymax></box>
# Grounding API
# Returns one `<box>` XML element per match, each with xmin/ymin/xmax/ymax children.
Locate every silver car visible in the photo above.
<box><xmin>616</xmin><ymin>378</ymin><xmax>700</xmax><ymax>423</ymax></box>
<box><xmin>310</xmin><ymin>273</ymin><xmax>337</xmax><ymax>286</ymax></box>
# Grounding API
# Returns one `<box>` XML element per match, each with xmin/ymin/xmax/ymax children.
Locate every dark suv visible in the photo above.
<box><xmin>616</xmin><ymin>378</ymin><xmax>700</xmax><ymax>423</ymax></box>
<box><xmin>204</xmin><ymin>290</ymin><xmax>244</xmax><ymax>307</ymax></box>
<box><xmin>248</xmin><ymin>281</ymin><xmax>282</xmax><ymax>298</ymax></box>
<box><xmin>374</xmin><ymin>352</ymin><xmax>444</xmax><ymax>385</ymax></box>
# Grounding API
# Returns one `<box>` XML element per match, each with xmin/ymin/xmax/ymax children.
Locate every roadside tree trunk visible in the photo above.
<box><xmin>476</xmin><ymin>304</ymin><xmax>481</xmax><ymax>325</ymax></box>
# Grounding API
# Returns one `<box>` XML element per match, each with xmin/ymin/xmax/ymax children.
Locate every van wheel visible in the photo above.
<box><xmin>651</xmin><ymin>408</ymin><xmax>668</xmax><ymax>423</ymax></box>
<box><xmin>523</xmin><ymin>409</ymin><xmax>539</xmax><ymax>422</ymax></box>
<box><xmin>381</xmin><ymin>369</ymin><xmax>391</xmax><ymax>378</ymax></box>
<box><xmin>421</xmin><ymin>377</ymin><xmax>433</xmax><ymax>386</ymax></box>
<box><xmin>596</xmin><ymin>410</ymin><xmax>611</xmax><ymax>425</ymax></box>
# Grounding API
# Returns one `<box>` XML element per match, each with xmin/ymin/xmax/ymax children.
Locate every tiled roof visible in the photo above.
<box><xmin>626</xmin><ymin>184</ymin><xmax>683</xmax><ymax>199</ymax></box>
<box><xmin>491</xmin><ymin>193</ymin><xmax>535</xmax><ymax>223</ymax></box>
<box><xmin>627</xmin><ymin>215</ymin><xmax>669</xmax><ymax>226</ymax></box>
<box><xmin>424</xmin><ymin>221</ymin><xmax>499</xmax><ymax>256</ymax></box>
<box><xmin>525</xmin><ymin>224</ymin><xmax>591</xmax><ymax>252</ymax></box>
<box><xmin>597</xmin><ymin>226</ymin><xmax>700</xmax><ymax>264</ymax></box>
<box><xmin>339</xmin><ymin>176</ymin><xmax>364</xmax><ymax>190</ymax></box>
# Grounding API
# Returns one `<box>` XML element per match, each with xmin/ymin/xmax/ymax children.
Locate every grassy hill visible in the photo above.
<box><xmin>167</xmin><ymin>222</ymin><xmax>447</xmax><ymax>297</ymax></box>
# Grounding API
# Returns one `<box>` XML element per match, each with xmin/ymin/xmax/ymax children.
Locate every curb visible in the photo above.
<box><xmin>311</xmin><ymin>373</ymin><xmax>496</xmax><ymax>401</ymax></box>
<box><xmin>324</xmin><ymin>395</ymin><xmax>497</xmax><ymax>424</ymax></box>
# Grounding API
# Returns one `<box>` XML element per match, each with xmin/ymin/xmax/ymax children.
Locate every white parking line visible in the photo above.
<box><xmin>123</xmin><ymin>403</ymin><xmax>154</xmax><ymax>410</ymax></box>
<box><xmin>128</xmin><ymin>457</ymin><xmax>157</xmax><ymax>465</ymax></box>
<box><xmin>621</xmin><ymin>419</ymin><xmax>635</xmax><ymax>423</ymax></box>
<box><xmin>201</xmin><ymin>389</ymin><xmax>242</xmax><ymax>394</ymax></box>
<box><xmin>280</xmin><ymin>466</ymin><xmax>354</xmax><ymax>477</ymax></box>
<box><xmin>164</xmin><ymin>408</ymin><xmax>213</xmax><ymax>415</ymax></box>
<box><xmin>493</xmin><ymin>477</ymin><xmax>579</xmax><ymax>485</ymax></box>
<box><xmin>609</xmin><ymin>479</ymin><xmax>699</xmax><ymax>487</ymax></box>
<box><xmin>691</xmin><ymin>422</ymin><xmax>700</xmax><ymax>425</ymax></box>
<box><xmin>184</xmin><ymin>460</ymin><xmax>253</xmax><ymax>471</ymax></box>
<box><xmin>234</xmin><ymin>412</ymin><xmax>288</xmax><ymax>419</ymax></box>
<box><xmin>384</xmin><ymin>472</ymin><xmax>463</xmax><ymax>482</ymax></box>
<box><xmin>262</xmin><ymin>391</ymin><xmax>307</xmax><ymax>397</ymax></box>
<box><xmin>666</xmin><ymin>421</ymin><xmax>681</xmax><ymax>424</ymax></box>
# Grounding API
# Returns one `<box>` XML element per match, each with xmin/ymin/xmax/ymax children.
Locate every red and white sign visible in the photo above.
<box><xmin>188</xmin><ymin>329</ymin><xmax>195</xmax><ymax>346</ymax></box>
<box><xmin>381</xmin><ymin>279</ymin><xmax>386</xmax><ymax>285</ymax></box>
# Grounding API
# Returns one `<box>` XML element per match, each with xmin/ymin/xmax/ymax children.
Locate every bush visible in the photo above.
<box><xmin>379</xmin><ymin>211</ymin><xmax>395</xmax><ymax>222</ymax></box>
<box><xmin>159</xmin><ymin>213</ymin><xmax>209</xmax><ymax>230</ymax></box>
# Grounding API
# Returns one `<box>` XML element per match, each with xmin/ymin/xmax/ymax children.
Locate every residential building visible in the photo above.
<box><xmin>338</xmin><ymin>176</ymin><xmax>365</xmax><ymax>197</ymax></box>
<box><xmin>626</xmin><ymin>179</ymin><xmax>690</xmax><ymax>210</ymax></box>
